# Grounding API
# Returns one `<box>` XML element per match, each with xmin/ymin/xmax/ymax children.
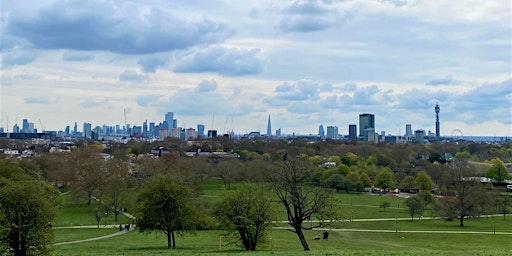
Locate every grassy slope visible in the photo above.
<box><xmin>53</xmin><ymin>179</ymin><xmax>512</xmax><ymax>255</ymax></box>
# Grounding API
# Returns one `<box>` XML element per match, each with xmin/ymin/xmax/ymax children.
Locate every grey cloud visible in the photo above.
<box><xmin>24</xmin><ymin>97</ymin><xmax>57</xmax><ymax>104</ymax></box>
<box><xmin>137</xmin><ymin>55</ymin><xmax>168</xmax><ymax>73</ymax></box>
<box><xmin>2</xmin><ymin>49</ymin><xmax>38</xmax><ymax>68</ymax></box>
<box><xmin>62</xmin><ymin>51</ymin><xmax>95</xmax><ymax>62</ymax></box>
<box><xmin>173</xmin><ymin>47</ymin><xmax>263</xmax><ymax>76</ymax></box>
<box><xmin>14</xmin><ymin>73</ymin><xmax>40</xmax><ymax>80</ymax></box>
<box><xmin>155</xmin><ymin>81</ymin><xmax>253</xmax><ymax>116</ymax></box>
<box><xmin>426</xmin><ymin>77</ymin><xmax>459</xmax><ymax>86</ymax></box>
<box><xmin>81</xmin><ymin>98</ymin><xmax>107</xmax><ymax>108</ymax></box>
<box><xmin>136</xmin><ymin>95</ymin><xmax>161</xmax><ymax>107</ymax></box>
<box><xmin>6</xmin><ymin>1</ymin><xmax>231</xmax><ymax>55</ymax></box>
<box><xmin>279</xmin><ymin>0</ymin><xmax>337</xmax><ymax>32</ymax></box>
<box><xmin>273</xmin><ymin>80</ymin><xmax>321</xmax><ymax>101</ymax></box>
<box><xmin>119</xmin><ymin>70</ymin><xmax>149</xmax><ymax>83</ymax></box>
<box><xmin>284</xmin><ymin>0</ymin><xmax>328</xmax><ymax>15</ymax></box>
<box><xmin>196</xmin><ymin>80</ymin><xmax>217</xmax><ymax>92</ymax></box>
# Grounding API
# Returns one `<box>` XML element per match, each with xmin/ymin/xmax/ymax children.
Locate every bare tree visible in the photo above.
<box><xmin>269</xmin><ymin>157</ymin><xmax>337</xmax><ymax>251</ymax></box>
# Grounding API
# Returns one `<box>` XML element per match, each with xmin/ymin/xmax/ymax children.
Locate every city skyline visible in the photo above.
<box><xmin>1</xmin><ymin>1</ymin><xmax>511</xmax><ymax>136</ymax></box>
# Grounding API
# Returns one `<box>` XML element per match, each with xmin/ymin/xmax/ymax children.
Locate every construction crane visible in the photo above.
<box><xmin>38</xmin><ymin>119</ymin><xmax>45</xmax><ymax>132</ymax></box>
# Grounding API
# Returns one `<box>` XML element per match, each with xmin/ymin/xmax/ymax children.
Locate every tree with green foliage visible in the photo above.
<box><xmin>360</xmin><ymin>172</ymin><xmax>372</xmax><ymax>188</ymax></box>
<box><xmin>494</xmin><ymin>193</ymin><xmax>511</xmax><ymax>219</ymax></box>
<box><xmin>269</xmin><ymin>158</ymin><xmax>337</xmax><ymax>251</ymax></box>
<box><xmin>434</xmin><ymin>160</ymin><xmax>492</xmax><ymax>226</ymax></box>
<box><xmin>415</xmin><ymin>171</ymin><xmax>434</xmax><ymax>192</ymax></box>
<box><xmin>376</xmin><ymin>167</ymin><xmax>395</xmax><ymax>191</ymax></box>
<box><xmin>137</xmin><ymin>175</ymin><xmax>200</xmax><ymax>248</ymax></box>
<box><xmin>485</xmin><ymin>158</ymin><xmax>511</xmax><ymax>183</ymax></box>
<box><xmin>0</xmin><ymin>160</ymin><xmax>62</xmax><ymax>256</ymax></box>
<box><xmin>215</xmin><ymin>184</ymin><xmax>273</xmax><ymax>251</ymax></box>
<box><xmin>405</xmin><ymin>195</ymin><xmax>425</xmax><ymax>220</ymax></box>
<box><xmin>399</xmin><ymin>175</ymin><xmax>417</xmax><ymax>192</ymax></box>
<box><xmin>379</xmin><ymin>201</ymin><xmax>391</xmax><ymax>211</ymax></box>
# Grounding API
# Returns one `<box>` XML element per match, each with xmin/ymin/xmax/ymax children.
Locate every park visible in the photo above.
<box><xmin>1</xmin><ymin>138</ymin><xmax>511</xmax><ymax>255</ymax></box>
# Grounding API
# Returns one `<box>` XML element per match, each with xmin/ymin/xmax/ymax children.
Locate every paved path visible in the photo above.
<box><xmin>54</xmin><ymin>229</ymin><xmax>133</xmax><ymax>246</ymax></box>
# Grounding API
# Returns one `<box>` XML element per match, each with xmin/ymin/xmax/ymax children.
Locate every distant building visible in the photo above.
<box><xmin>415</xmin><ymin>129</ymin><xmax>426</xmax><ymax>144</ymax></box>
<box><xmin>159</xmin><ymin>128</ymin><xmax>169</xmax><ymax>140</ymax></box>
<box><xmin>435</xmin><ymin>103</ymin><xmax>440</xmax><ymax>138</ymax></box>
<box><xmin>208</xmin><ymin>130</ymin><xmax>218</xmax><ymax>138</ymax></box>
<box><xmin>83</xmin><ymin>122</ymin><xmax>92</xmax><ymax>139</ymax></box>
<box><xmin>348</xmin><ymin>124</ymin><xmax>357</xmax><ymax>141</ymax></box>
<box><xmin>197</xmin><ymin>124</ymin><xmax>205</xmax><ymax>137</ymax></box>
<box><xmin>405</xmin><ymin>124</ymin><xmax>412</xmax><ymax>137</ymax></box>
<box><xmin>318</xmin><ymin>125</ymin><xmax>325</xmax><ymax>138</ymax></box>
<box><xmin>185</xmin><ymin>128</ymin><xmax>197</xmax><ymax>140</ymax></box>
<box><xmin>276</xmin><ymin>128</ymin><xmax>282</xmax><ymax>137</ymax></box>
<box><xmin>326</xmin><ymin>126</ymin><xmax>339</xmax><ymax>139</ymax></box>
<box><xmin>359</xmin><ymin>113</ymin><xmax>375</xmax><ymax>137</ymax></box>
<box><xmin>266</xmin><ymin>115</ymin><xmax>272</xmax><ymax>136</ymax></box>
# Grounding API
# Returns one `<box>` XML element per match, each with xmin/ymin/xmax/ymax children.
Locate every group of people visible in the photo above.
<box><xmin>314</xmin><ymin>230</ymin><xmax>329</xmax><ymax>240</ymax></box>
<box><xmin>119</xmin><ymin>224</ymin><xmax>131</xmax><ymax>231</ymax></box>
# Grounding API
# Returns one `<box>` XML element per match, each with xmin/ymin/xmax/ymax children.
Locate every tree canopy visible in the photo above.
<box><xmin>0</xmin><ymin>159</ymin><xmax>62</xmax><ymax>256</ymax></box>
<box><xmin>137</xmin><ymin>175</ymin><xmax>201</xmax><ymax>248</ymax></box>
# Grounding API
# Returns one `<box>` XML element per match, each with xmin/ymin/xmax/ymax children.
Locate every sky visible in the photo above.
<box><xmin>1</xmin><ymin>0</ymin><xmax>511</xmax><ymax>137</ymax></box>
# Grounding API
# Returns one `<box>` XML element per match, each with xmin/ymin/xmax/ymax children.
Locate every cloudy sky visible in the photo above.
<box><xmin>1</xmin><ymin>0</ymin><xmax>511</xmax><ymax>137</ymax></box>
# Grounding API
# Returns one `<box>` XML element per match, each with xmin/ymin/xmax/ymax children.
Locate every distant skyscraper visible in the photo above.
<box><xmin>22</xmin><ymin>119</ymin><xmax>29</xmax><ymax>132</ymax></box>
<box><xmin>348</xmin><ymin>124</ymin><xmax>357</xmax><ymax>141</ymax></box>
<box><xmin>13</xmin><ymin>124</ymin><xmax>19</xmax><ymax>133</ymax></box>
<box><xmin>266</xmin><ymin>115</ymin><xmax>272</xmax><ymax>136</ymax></box>
<box><xmin>65</xmin><ymin>126</ymin><xmax>70</xmax><ymax>135</ymax></box>
<box><xmin>318</xmin><ymin>125</ymin><xmax>325</xmax><ymax>138</ymax></box>
<box><xmin>197</xmin><ymin>124</ymin><xmax>205</xmax><ymax>137</ymax></box>
<box><xmin>435</xmin><ymin>103</ymin><xmax>440</xmax><ymax>138</ymax></box>
<box><xmin>326</xmin><ymin>126</ymin><xmax>339</xmax><ymax>139</ymax></box>
<box><xmin>83</xmin><ymin>122</ymin><xmax>92</xmax><ymax>139</ymax></box>
<box><xmin>165</xmin><ymin>112</ymin><xmax>174</xmax><ymax>131</ymax></box>
<box><xmin>73</xmin><ymin>122</ymin><xmax>78</xmax><ymax>134</ymax></box>
<box><xmin>142</xmin><ymin>120</ymin><xmax>148</xmax><ymax>137</ymax></box>
<box><xmin>359</xmin><ymin>113</ymin><xmax>375</xmax><ymax>136</ymax></box>
<box><xmin>405</xmin><ymin>124</ymin><xmax>412</xmax><ymax>137</ymax></box>
<box><xmin>276</xmin><ymin>128</ymin><xmax>281</xmax><ymax>136</ymax></box>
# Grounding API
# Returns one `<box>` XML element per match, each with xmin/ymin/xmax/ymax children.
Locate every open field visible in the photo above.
<box><xmin>52</xmin><ymin>179</ymin><xmax>512</xmax><ymax>255</ymax></box>
<box><xmin>53</xmin><ymin>228</ymin><xmax>512</xmax><ymax>256</ymax></box>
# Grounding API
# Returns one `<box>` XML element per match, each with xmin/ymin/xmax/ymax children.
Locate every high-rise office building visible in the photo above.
<box><xmin>197</xmin><ymin>124</ymin><xmax>205</xmax><ymax>137</ymax></box>
<box><xmin>22</xmin><ymin>119</ymin><xmax>29</xmax><ymax>132</ymax></box>
<box><xmin>83</xmin><ymin>122</ymin><xmax>92</xmax><ymax>139</ymax></box>
<box><xmin>142</xmin><ymin>120</ymin><xmax>148</xmax><ymax>137</ymax></box>
<box><xmin>348</xmin><ymin>124</ymin><xmax>357</xmax><ymax>141</ymax></box>
<box><xmin>359</xmin><ymin>113</ymin><xmax>375</xmax><ymax>136</ymax></box>
<box><xmin>276</xmin><ymin>128</ymin><xmax>281</xmax><ymax>137</ymax></box>
<box><xmin>73</xmin><ymin>122</ymin><xmax>78</xmax><ymax>134</ymax></box>
<box><xmin>266</xmin><ymin>115</ymin><xmax>272</xmax><ymax>136</ymax></box>
<box><xmin>318</xmin><ymin>125</ymin><xmax>325</xmax><ymax>138</ymax></box>
<box><xmin>326</xmin><ymin>126</ymin><xmax>339</xmax><ymax>139</ymax></box>
<box><xmin>165</xmin><ymin>112</ymin><xmax>174</xmax><ymax>132</ymax></box>
<box><xmin>405</xmin><ymin>124</ymin><xmax>412</xmax><ymax>137</ymax></box>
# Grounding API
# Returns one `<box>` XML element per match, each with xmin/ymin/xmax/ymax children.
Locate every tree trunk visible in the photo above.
<box><xmin>459</xmin><ymin>216</ymin><xmax>464</xmax><ymax>227</ymax></box>
<box><xmin>167</xmin><ymin>232</ymin><xmax>172</xmax><ymax>248</ymax></box>
<box><xmin>171</xmin><ymin>231</ymin><xmax>176</xmax><ymax>248</ymax></box>
<box><xmin>295</xmin><ymin>227</ymin><xmax>310</xmax><ymax>251</ymax></box>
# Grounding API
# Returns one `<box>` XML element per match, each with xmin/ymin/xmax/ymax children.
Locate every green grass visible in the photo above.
<box><xmin>52</xmin><ymin>229</ymin><xmax>512</xmax><ymax>255</ymax></box>
<box><xmin>56</xmin><ymin>193</ymin><xmax>132</xmax><ymax>227</ymax></box>
<box><xmin>51</xmin><ymin>179</ymin><xmax>512</xmax><ymax>255</ymax></box>
<box><xmin>53</xmin><ymin>228</ymin><xmax>119</xmax><ymax>243</ymax></box>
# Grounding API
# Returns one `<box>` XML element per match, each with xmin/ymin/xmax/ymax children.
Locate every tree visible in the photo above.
<box><xmin>434</xmin><ymin>160</ymin><xmax>492</xmax><ymax>226</ymax></box>
<box><xmin>215</xmin><ymin>184</ymin><xmax>273</xmax><ymax>251</ymax></box>
<box><xmin>485</xmin><ymin>159</ymin><xmax>511</xmax><ymax>183</ymax></box>
<box><xmin>360</xmin><ymin>172</ymin><xmax>372</xmax><ymax>188</ymax></box>
<box><xmin>399</xmin><ymin>175</ymin><xmax>417</xmax><ymax>192</ymax></box>
<box><xmin>67</xmin><ymin>148</ymin><xmax>105</xmax><ymax>205</ymax></box>
<box><xmin>415</xmin><ymin>171</ymin><xmax>434</xmax><ymax>192</ymax></box>
<box><xmin>103</xmin><ymin>159</ymin><xmax>130</xmax><ymax>222</ymax></box>
<box><xmin>379</xmin><ymin>201</ymin><xmax>391</xmax><ymax>211</ymax></box>
<box><xmin>494</xmin><ymin>193</ymin><xmax>512</xmax><ymax>219</ymax></box>
<box><xmin>405</xmin><ymin>195</ymin><xmax>425</xmax><ymax>220</ymax></box>
<box><xmin>137</xmin><ymin>175</ymin><xmax>200</xmax><ymax>248</ymax></box>
<box><xmin>376</xmin><ymin>167</ymin><xmax>395</xmax><ymax>191</ymax></box>
<box><xmin>0</xmin><ymin>160</ymin><xmax>62</xmax><ymax>256</ymax></box>
<box><xmin>269</xmin><ymin>158</ymin><xmax>337</xmax><ymax>251</ymax></box>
